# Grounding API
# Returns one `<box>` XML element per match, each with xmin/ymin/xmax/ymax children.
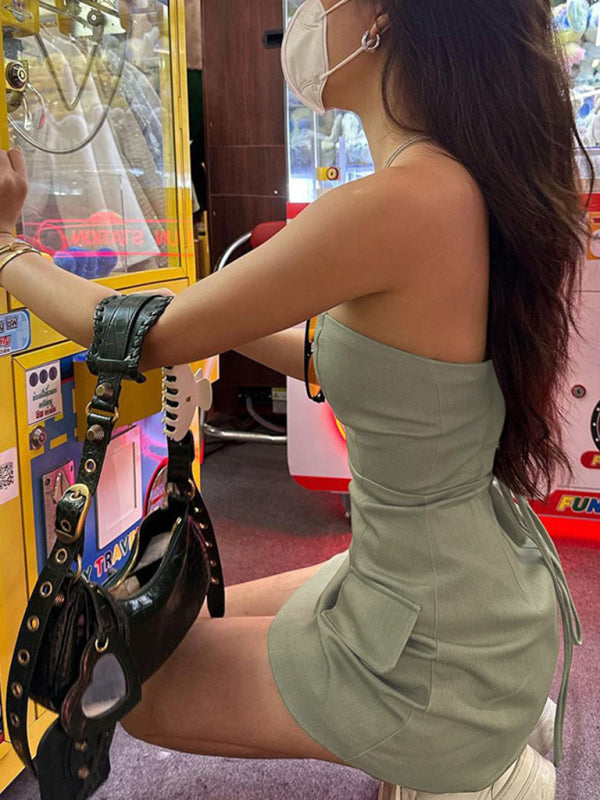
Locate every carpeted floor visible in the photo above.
<box><xmin>4</xmin><ymin>427</ymin><xmax>598</xmax><ymax>799</ymax></box>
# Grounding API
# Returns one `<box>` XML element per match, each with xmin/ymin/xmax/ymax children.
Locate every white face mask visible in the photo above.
<box><xmin>281</xmin><ymin>0</ymin><xmax>382</xmax><ymax>116</ymax></box>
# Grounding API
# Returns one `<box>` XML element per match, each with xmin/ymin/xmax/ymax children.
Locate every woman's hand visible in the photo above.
<box><xmin>0</xmin><ymin>147</ymin><xmax>28</xmax><ymax>238</ymax></box>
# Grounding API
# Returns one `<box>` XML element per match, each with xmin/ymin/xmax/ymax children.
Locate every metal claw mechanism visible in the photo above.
<box><xmin>3</xmin><ymin>0</ymin><xmax>128</xmax><ymax>154</ymax></box>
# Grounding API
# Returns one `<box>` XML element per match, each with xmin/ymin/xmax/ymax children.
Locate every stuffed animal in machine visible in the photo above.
<box><xmin>553</xmin><ymin>0</ymin><xmax>590</xmax><ymax>43</ymax></box>
<box><xmin>553</xmin><ymin>1</ymin><xmax>590</xmax><ymax>72</ymax></box>
<box><xmin>583</xmin><ymin>0</ymin><xmax>600</xmax><ymax>42</ymax></box>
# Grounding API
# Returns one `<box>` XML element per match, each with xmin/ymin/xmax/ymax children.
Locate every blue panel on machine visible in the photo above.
<box><xmin>0</xmin><ymin>310</ymin><xmax>31</xmax><ymax>356</ymax></box>
<box><xmin>30</xmin><ymin>353</ymin><xmax>169</xmax><ymax>585</ymax></box>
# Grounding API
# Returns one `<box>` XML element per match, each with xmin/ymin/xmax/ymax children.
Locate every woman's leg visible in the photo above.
<box><xmin>120</xmin><ymin>614</ymin><xmax>349</xmax><ymax>764</ymax></box>
<box><xmin>198</xmin><ymin>559</ymin><xmax>335</xmax><ymax>619</ymax></box>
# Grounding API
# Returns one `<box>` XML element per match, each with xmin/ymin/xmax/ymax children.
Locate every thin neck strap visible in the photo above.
<box><xmin>384</xmin><ymin>135</ymin><xmax>433</xmax><ymax>169</ymax></box>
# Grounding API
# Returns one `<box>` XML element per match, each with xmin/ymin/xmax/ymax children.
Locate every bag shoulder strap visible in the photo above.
<box><xmin>6</xmin><ymin>293</ymin><xmax>172</xmax><ymax>774</ymax></box>
<box><xmin>165</xmin><ymin>431</ymin><xmax>225</xmax><ymax>617</ymax></box>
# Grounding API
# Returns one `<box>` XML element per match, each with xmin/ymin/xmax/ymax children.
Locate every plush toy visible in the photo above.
<box><xmin>565</xmin><ymin>40</ymin><xmax>587</xmax><ymax>69</ymax></box>
<box><xmin>568</xmin><ymin>0</ymin><xmax>590</xmax><ymax>34</ymax></box>
<box><xmin>54</xmin><ymin>246</ymin><xmax>117</xmax><ymax>279</ymax></box>
<box><xmin>550</xmin><ymin>0</ymin><xmax>600</xmax><ymax>144</ymax></box>
<box><xmin>553</xmin><ymin>0</ymin><xmax>589</xmax><ymax>43</ymax></box>
<box><xmin>289</xmin><ymin>112</ymin><xmax>314</xmax><ymax>171</ymax></box>
<box><xmin>590</xmin><ymin>105</ymin><xmax>600</xmax><ymax>144</ymax></box>
<box><xmin>574</xmin><ymin>95</ymin><xmax>595</xmax><ymax>142</ymax></box>
<box><xmin>96</xmin><ymin>248</ymin><xmax>119</xmax><ymax>277</ymax></box>
<box><xmin>53</xmin><ymin>250</ymin><xmax>77</xmax><ymax>274</ymax></box>
<box><xmin>583</xmin><ymin>1</ymin><xmax>599</xmax><ymax>42</ymax></box>
<box><xmin>574</xmin><ymin>41</ymin><xmax>600</xmax><ymax>82</ymax></box>
<box><xmin>553</xmin><ymin>3</ymin><xmax>577</xmax><ymax>44</ymax></box>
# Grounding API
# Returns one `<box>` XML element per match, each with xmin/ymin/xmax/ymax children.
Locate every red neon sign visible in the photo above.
<box><xmin>22</xmin><ymin>211</ymin><xmax>183</xmax><ymax>259</ymax></box>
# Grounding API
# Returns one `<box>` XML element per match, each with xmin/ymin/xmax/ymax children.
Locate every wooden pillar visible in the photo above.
<box><xmin>201</xmin><ymin>0</ymin><xmax>289</xmax><ymax>417</ymax></box>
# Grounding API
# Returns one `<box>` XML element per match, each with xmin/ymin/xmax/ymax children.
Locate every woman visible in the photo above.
<box><xmin>0</xmin><ymin>1</ymin><xmax>586</xmax><ymax>797</ymax></box>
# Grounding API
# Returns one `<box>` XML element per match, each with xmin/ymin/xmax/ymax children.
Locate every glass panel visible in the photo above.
<box><xmin>552</xmin><ymin>0</ymin><xmax>600</xmax><ymax>180</ymax></box>
<box><xmin>285</xmin><ymin>1</ymin><xmax>600</xmax><ymax>191</ymax></box>
<box><xmin>283</xmin><ymin>0</ymin><xmax>374</xmax><ymax>203</ymax></box>
<box><xmin>3</xmin><ymin>0</ymin><xmax>180</xmax><ymax>276</ymax></box>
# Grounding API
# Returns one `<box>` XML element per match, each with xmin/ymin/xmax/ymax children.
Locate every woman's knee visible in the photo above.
<box><xmin>222</xmin><ymin>561</ymin><xmax>329</xmax><ymax>617</ymax></box>
<box><xmin>120</xmin><ymin>697</ymin><xmax>156</xmax><ymax>741</ymax></box>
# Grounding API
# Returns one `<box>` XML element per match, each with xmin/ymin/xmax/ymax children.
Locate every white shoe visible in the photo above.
<box><xmin>377</xmin><ymin>744</ymin><xmax>556</xmax><ymax>800</ymax></box>
<box><xmin>527</xmin><ymin>697</ymin><xmax>556</xmax><ymax>757</ymax></box>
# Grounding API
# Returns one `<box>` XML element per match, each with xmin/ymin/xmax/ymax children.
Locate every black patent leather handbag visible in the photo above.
<box><xmin>5</xmin><ymin>293</ymin><xmax>225</xmax><ymax>800</ymax></box>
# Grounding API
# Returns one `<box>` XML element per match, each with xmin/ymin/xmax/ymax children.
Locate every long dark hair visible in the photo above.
<box><xmin>371</xmin><ymin>0</ymin><xmax>594</xmax><ymax>501</ymax></box>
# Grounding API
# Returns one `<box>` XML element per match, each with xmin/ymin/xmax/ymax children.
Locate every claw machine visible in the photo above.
<box><xmin>0</xmin><ymin>0</ymin><xmax>218</xmax><ymax>789</ymax></box>
<box><xmin>287</xmin><ymin>0</ymin><xmax>600</xmax><ymax>545</ymax></box>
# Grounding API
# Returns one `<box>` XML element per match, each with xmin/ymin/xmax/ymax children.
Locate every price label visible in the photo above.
<box><xmin>0</xmin><ymin>310</ymin><xmax>31</xmax><ymax>356</ymax></box>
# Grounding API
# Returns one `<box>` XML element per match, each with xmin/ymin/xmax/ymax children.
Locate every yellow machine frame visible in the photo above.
<box><xmin>0</xmin><ymin>0</ymin><xmax>215</xmax><ymax>790</ymax></box>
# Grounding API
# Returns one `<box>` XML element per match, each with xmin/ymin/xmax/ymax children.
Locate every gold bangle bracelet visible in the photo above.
<box><xmin>0</xmin><ymin>246</ymin><xmax>36</xmax><ymax>274</ymax></box>
<box><xmin>0</xmin><ymin>241</ymin><xmax>34</xmax><ymax>256</ymax></box>
<box><xmin>0</xmin><ymin>242</ymin><xmax>22</xmax><ymax>256</ymax></box>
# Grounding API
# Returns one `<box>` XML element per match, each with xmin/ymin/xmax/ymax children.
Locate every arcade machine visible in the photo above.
<box><xmin>0</xmin><ymin>0</ymin><xmax>218</xmax><ymax>788</ymax></box>
<box><xmin>286</xmin><ymin>0</ymin><xmax>600</xmax><ymax>545</ymax></box>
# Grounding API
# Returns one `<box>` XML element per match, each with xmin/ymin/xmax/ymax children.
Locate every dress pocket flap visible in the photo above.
<box><xmin>321</xmin><ymin>570</ymin><xmax>421</xmax><ymax>674</ymax></box>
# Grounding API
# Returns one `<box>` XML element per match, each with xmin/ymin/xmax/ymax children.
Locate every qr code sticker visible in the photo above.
<box><xmin>0</xmin><ymin>448</ymin><xmax>19</xmax><ymax>505</ymax></box>
<box><xmin>0</xmin><ymin>461</ymin><xmax>14</xmax><ymax>491</ymax></box>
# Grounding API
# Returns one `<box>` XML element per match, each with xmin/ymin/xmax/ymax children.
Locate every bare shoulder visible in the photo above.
<box><xmin>315</xmin><ymin>145</ymin><xmax>487</xmax><ymax>237</ymax></box>
<box><xmin>321</xmin><ymin>147</ymin><xmax>491</xmax><ymax>363</ymax></box>
<box><xmin>308</xmin><ymin>145</ymin><xmax>488</xmax><ymax>295</ymax></box>
<box><xmin>352</xmin><ymin>146</ymin><xmax>487</xmax><ymax>226</ymax></box>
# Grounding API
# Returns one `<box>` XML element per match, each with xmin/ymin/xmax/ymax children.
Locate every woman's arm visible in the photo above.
<box><xmin>0</xmin><ymin>145</ymin><xmax>457</xmax><ymax>373</ymax></box>
<box><xmin>0</xmin><ymin>241</ymin><xmax>117</xmax><ymax>348</ymax></box>
<box><xmin>0</xmin><ymin>243</ymin><xmax>306</xmax><ymax>378</ymax></box>
<box><xmin>233</xmin><ymin>327</ymin><xmax>305</xmax><ymax>381</ymax></box>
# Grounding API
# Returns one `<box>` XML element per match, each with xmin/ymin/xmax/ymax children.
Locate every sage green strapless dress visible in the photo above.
<box><xmin>267</xmin><ymin>311</ymin><xmax>582</xmax><ymax>794</ymax></box>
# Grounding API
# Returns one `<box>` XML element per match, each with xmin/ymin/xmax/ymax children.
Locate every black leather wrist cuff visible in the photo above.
<box><xmin>86</xmin><ymin>294</ymin><xmax>173</xmax><ymax>383</ymax></box>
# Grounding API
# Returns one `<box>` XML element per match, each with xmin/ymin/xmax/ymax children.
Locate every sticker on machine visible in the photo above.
<box><xmin>0</xmin><ymin>310</ymin><xmax>31</xmax><ymax>356</ymax></box>
<box><xmin>26</xmin><ymin>361</ymin><xmax>63</xmax><ymax>425</ymax></box>
<box><xmin>0</xmin><ymin>447</ymin><xmax>19</xmax><ymax>506</ymax></box>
